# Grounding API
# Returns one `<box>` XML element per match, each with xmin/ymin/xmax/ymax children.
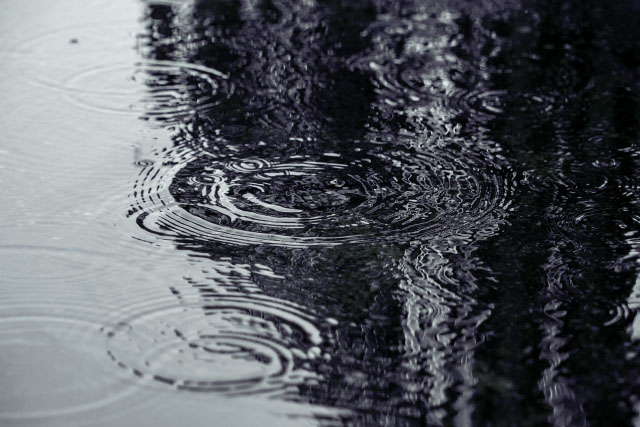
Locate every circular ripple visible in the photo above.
<box><xmin>604</xmin><ymin>302</ymin><xmax>631</xmax><ymax>326</ymax></box>
<box><xmin>0</xmin><ymin>22</ymin><xmax>135</xmax><ymax>60</ymax></box>
<box><xmin>130</xmin><ymin>138</ymin><xmax>511</xmax><ymax>247</ymax></box>
<box><xmin>446</xmin><ymin>89</ymin><xmax>507</xmax><ymax>123</ymax></box>
<box><xmin>104</xmin><ymin>294</ymin><xmax>322</xmax><ymax>395</ymax></box>
<box><xmin>61</xmin><ymin>60</ymin><xmax>231</xmax><ymax>122</ymax></box>
<box><xmin>0</xmin><ymin>313</ymin><xmax>148</xmax><ymax>424</ymax></box>
<box><xmin>0</xmin><ymin>245</ymin><xmax>121</xmax><ymax>288</ymax></box>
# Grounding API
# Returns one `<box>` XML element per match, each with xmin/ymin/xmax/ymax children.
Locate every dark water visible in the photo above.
<box><xmin>1</xmin><ymin>0</ymin><xmax>640</xmax><ymax>426</ymax></box>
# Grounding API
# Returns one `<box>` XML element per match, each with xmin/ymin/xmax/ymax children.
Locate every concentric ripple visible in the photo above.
<box><xmin>103</xmin><ymin>294</ymin><xmax>323</xmax><ymax>395</ymax></box>
<box><xmin>1</xmin><ymin>22</ymin><xmax>134</xmax><ymax>60</ymax></box>
<box><xmin>62</xmin><ymin>60</ymin><xmax>231</xmax><ymax>122</ymax></box>
<box><xmin>0</xmin><ymin>245</ymin><xmax>123</xmax><ymax>289</ymax></box>
<box><xmin>130</xmin><ymin>139</ymin><xmax>511</xmax><ymax>248</ymax></box>
<box><xmin>446</xmin><ymin>89</ymin><xmax>507</xmax><ymax>123</ymax></box>
<box><xmin>0</xmin><ymin>312</ymin><xmax>148</xmax><ymax>425</ymax></box>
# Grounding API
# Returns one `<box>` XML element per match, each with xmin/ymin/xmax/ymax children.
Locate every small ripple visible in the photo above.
<box><xmin>225</xmin><ymin>158</ymin><xmax>273</xmax><ymax>174</ymax></box>
<box><xmin>103</xmin><ymin>293</ymin><xmax>324</xmax><ymax>395</ymax></box>
<box><xmin>60</xmin><ymin>60</ymin><xmax>231</xmax><ymax>122</ymax></box>
<box><xmin>446</xmin><ymin>89</ymin><xmax>507</xmax><ymax>123</ymax></box>
<box><xmin>520</xmin><ymin>162</ymin><xmax>611</xmax><ymax>195</ymax></box>
<box><xmin>5</xmin><ymin>31</ymin><xmax>230</xmax><ymax>122</ymax></box>
<box><xmin>0</xmin><ymin>22</ymin><xmax>134</xmax><ymax>61</ymax></box>
<box><xmin>541</xmin><ymin>206</ymin><xmax>594</xmax><ymax>248</ymax></box>
<box><xmin>0</xmin><ymin>245</ymin><xmax>121</xmax><ymax>288</ymax></box>
<box><xmin>604</xmin><ymin>302</ymin><xmax>631</xmax><ymax>326</ymax></box>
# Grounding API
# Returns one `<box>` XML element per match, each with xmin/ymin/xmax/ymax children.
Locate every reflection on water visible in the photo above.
<box><xmin>1</xmin><ymin>0</ymin><xmax>640</xmax><ymax>425</ymax></box>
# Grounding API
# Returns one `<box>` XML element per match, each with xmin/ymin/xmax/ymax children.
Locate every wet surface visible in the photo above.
<box><xmin>1</xmin><ymin>0</ymin><xmax>640</xmax><ymax>426</ymax></box>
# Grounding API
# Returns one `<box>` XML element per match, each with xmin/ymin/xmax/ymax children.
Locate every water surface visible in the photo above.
<box><xmin>1</xmin><ymin>0</ymin><xmax>639</xmax><ymax>426</ymax></box>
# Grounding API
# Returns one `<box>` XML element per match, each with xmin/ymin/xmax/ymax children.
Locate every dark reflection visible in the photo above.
<box><xmin>472</xmin><ymin>0</ymin><xmax>640</xmax><ymax>426</ymax></box>
<box><xmin>122</xmin><ymin>0</ymin><xmax>640</xmax><ymax>425</ymax></box>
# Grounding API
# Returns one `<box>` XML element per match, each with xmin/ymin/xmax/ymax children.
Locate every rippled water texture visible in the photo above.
<box><xmin>1</xmin><ymin>0</ymin><xmax>640</xmax><ymax>425</ymax></box>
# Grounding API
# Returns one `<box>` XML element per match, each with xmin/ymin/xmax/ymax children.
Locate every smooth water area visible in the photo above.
<box><xmin>0</xmin><ymin>0</ymin><xmax>639</xmax><ymax>426</ymax></box>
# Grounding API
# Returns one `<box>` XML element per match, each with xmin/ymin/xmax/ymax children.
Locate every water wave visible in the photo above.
<box><xmin>130</xmin><ymin>136</ymin><xmax>511</xmax><ymax>248</ymax></box>
<box><xmin>0</xmin><ymin>310</ymin><xmax>150</xmax><ymax>425</ymax></box>
<box><xmin>61</xmin><ymin>60</ymin><xmax>231</xmax><ymax>121</ymax></box>
<box><xmin>0</xmin><ymin>22</ymin><xmax>134</xmax><ymax>60</ymax></box>
<box><xmin>103</xmin><ymin>293</ymin><xmax>324</xmax><ymax>395</ymax></box>
<box><xmin>2</xmin><ymin>22</ymin><xmax>230</xmax><ymax>123</ymax></box>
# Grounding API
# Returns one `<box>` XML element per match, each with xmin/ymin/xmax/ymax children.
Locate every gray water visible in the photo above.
<box><xmin>1</xmin><ymin>0</ymin><xmax>639</xmax><ymax>426</ymax></box>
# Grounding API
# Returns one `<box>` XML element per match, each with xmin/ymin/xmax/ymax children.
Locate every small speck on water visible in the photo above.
<box><xmin>69</xmin><ymin>38</ymin><xmax>78</xmax><ymax>44</ymax></box>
